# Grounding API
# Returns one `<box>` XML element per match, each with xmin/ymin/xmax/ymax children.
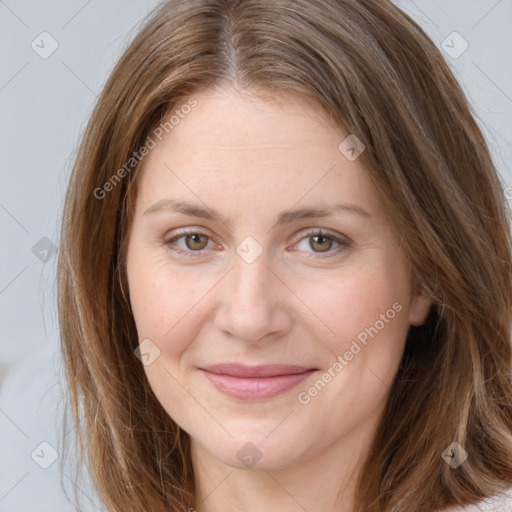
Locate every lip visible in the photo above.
<box><xmin>199</xmin><ymin>364</ymin><xmax>317</xmax><ymax>400</ymax></box>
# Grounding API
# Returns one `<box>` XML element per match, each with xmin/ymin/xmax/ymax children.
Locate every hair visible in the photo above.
<box><xmin>57</xmin><ymin>0</ymin><xmax>512</xmax><ymax>511</ymax></box>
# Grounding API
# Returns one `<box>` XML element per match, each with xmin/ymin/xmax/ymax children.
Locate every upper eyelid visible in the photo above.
<box><xmin>290</xmin><ymin>227</ymin><xmax>348</xmax><ymax>242</ymax></box>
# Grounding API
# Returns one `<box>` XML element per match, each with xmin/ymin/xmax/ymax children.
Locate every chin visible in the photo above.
<box><xmin>195</xmin><ymin>430</ymin><xmax>307</xmax><ymax>472</ymax></box>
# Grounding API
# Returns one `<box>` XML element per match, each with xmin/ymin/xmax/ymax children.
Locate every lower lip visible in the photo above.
<box><xmin>200</xmin><ymin>369</ymin><xmax>316</xmax><ymax>400</ymax></box>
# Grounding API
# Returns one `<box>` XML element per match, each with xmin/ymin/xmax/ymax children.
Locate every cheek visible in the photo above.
<box><xmin>292</xmin><ymin>261</ymin><xmax>411</xmax><ymax>442</ymax></box>
<box><xmin>127</xmin><ymin>251</ymin><xmax>217</xmax><ymax>355</ymax></box>
<box><xmin>126</xmin><ymin>253</ymin><xmax>212</xmax><ymax>419</ymax></box>
<box><xmin>294</xmin><ymin>257</ymin><xmax>412</xmax><ymax>359</ymax></box>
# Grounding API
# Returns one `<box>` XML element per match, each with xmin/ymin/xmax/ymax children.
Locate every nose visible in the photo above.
<box><xmin>213</xmin><ymin>251</ymin><xmax>293</xmax><ymax>344</ymax></box>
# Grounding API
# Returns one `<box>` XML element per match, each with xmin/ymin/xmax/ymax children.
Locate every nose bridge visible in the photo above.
<box><xmin>230</xmin><ymin>233</ymin><xmax>274</xmax><ymax>303</ymax></box>
<box><xmin>233</xmin><ymin>252</ymin><xmax>272</xmax><ymax>303</ymax></box>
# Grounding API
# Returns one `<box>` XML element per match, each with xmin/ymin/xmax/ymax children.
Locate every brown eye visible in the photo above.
<box><xmin>184</xmin><ymin>233</ymin><xmax>209</xmax><ymax>250</ymax></box>
<box><xmin>293</xmin><ymin>229</ymin><xmax>350</xmax><ymax>257</ymax></box>
<box><xmin>309</xmin><ymin>234</ymin><xmax>334</xmax><ymax>252</ymax></box>
<box><xmin>164</xmin><ymin>230</ymin><xmax>213</xmax><ymax>256</ymax></box>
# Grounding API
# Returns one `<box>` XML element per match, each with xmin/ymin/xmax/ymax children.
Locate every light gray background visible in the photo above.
<box><xmin>0</xmin><ymin>1</ymin><xmax>511</xmax><ymax>510</ymax></box>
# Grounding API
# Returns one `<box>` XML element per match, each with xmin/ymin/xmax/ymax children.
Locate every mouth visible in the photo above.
<box><xmin>199</xmin><ymin>363</ymin><xmax>317</xmax><ymax>400</ymax></box>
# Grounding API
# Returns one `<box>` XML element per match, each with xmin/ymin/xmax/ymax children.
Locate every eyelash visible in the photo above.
<box><xmin>163</xmin><ymin>227</ymin><xmax>351</xmax><ymax>259</ymax></box>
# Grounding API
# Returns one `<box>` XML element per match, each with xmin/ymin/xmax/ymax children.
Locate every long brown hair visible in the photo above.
<box><xmin>58</xmin><ymin>1</ymin><xmax>512</xmax><ymax>511</ymax></box>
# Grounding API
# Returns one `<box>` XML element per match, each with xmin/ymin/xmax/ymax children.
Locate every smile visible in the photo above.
<box><xmin>199</xmin><ymin>364</ymin><xmax>317</xmax><ymax>400</ymax></box>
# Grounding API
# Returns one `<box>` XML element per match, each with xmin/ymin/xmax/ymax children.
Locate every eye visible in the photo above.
<box><xmin>164</xmin><ymin>228</ymin><xmax>215</xmax><ymax>257</ymax></box>
<box><xmin>163</xmin><ymin>227</ymin><xmax>351</xmax><ymax>259</ymax></box>
<box><xmin>292</xmin><ymin>229</ymin><xmax>351</xmax><ymax>257</ymax></box>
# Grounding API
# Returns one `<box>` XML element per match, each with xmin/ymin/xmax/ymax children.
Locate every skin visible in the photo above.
<box><xmin>125</xmin><ymin>85</ymin><xmax>432</xmax><ymax>512</ymax></box>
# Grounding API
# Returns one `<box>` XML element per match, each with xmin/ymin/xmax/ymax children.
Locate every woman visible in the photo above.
<box><xmin>58</xmin><ymin>1</ymin><xmax>512</xmax><ymax>511</ymax></box>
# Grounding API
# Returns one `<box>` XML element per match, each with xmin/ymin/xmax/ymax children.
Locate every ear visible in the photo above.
<box><xmin>408</xmin><ymin>285</ymin><xmax>433</xmax><ymax>326</ymax></box>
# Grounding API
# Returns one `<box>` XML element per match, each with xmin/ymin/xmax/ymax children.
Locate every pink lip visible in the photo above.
<box><xmin>199</xmin><ymin>364</ymin><xmax>317</xmax><ymax>400</ymax></box>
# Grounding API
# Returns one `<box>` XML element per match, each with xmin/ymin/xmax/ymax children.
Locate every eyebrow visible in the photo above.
<box><xmin>142</xmin><ymin>198</ymin><xmax>371</xmax><ymax>225</ymax></box>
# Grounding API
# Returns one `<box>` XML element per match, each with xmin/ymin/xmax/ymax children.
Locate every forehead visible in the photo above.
<box><xmin>160</xmin><ymin>87</ymin><xmax>341</xmax><ymax>153</ymax></box>
<box><xmin>134</xmin><ymin>87</ymin><xmax>380</xmax><ymax>218</ymax></box>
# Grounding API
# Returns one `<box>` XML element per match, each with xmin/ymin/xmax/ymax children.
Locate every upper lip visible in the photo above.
<box><xmin>200</xmin><ymin>363</ymin><xmax>316</xmax><ymax>378</ymax></box>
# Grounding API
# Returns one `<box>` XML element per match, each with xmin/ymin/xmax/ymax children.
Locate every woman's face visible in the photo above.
<box><xmin>126</xmin><ymin>86</ymin><xmax>431</xmax><ymax>471</ymax></box>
